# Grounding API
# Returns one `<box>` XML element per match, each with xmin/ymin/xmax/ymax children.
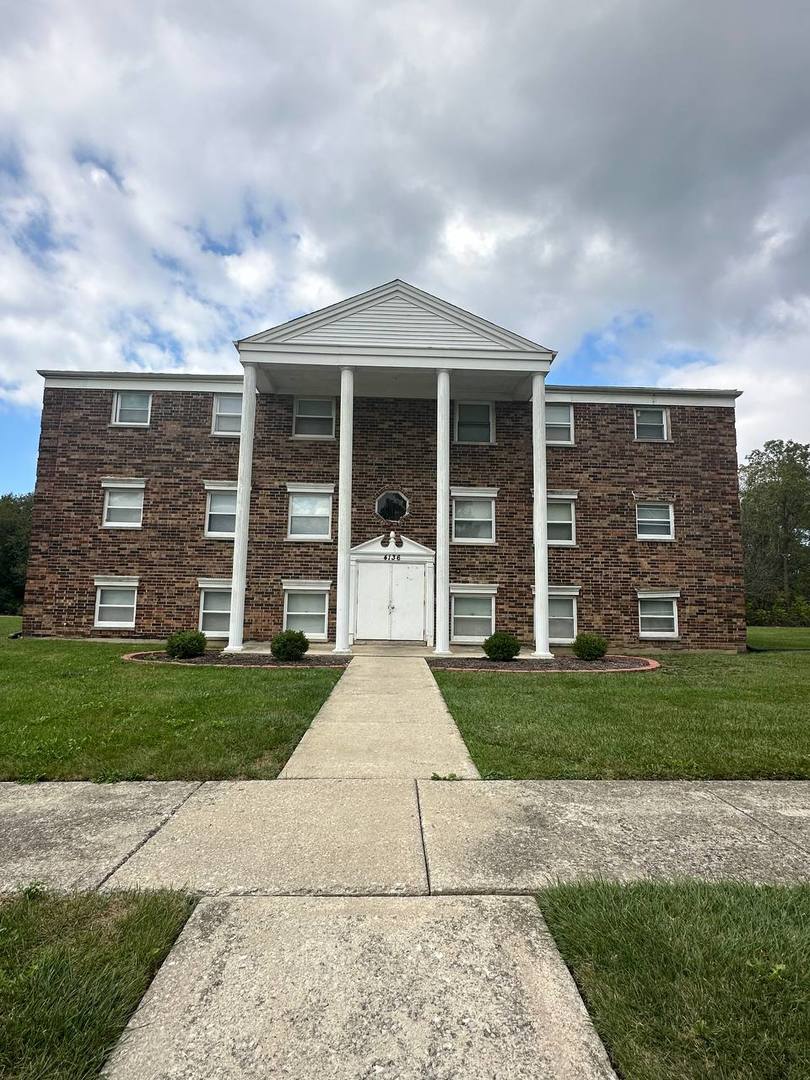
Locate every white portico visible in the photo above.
<box><xmin>225</xmin><ymin>279</ymin><xmax>556</xmax><ymax>657</ymax></box>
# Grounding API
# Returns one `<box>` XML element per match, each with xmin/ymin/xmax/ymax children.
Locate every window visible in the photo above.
<box><xmin>375</xmin><ymin>491</ymin><xmax>409</xmax><ymax>521</ymax></box>
<box><xmin>634</xmin><ymin>406</ymin><xmax>668</xmax><ymax>441</ymax></box>
<box><xmin>293</xmin><ymin>398</ymin><xmax>335</xmax><ymax>438</ymax></box>
<box><xmin>637</xmin><ymin>591</ymin><xmax>679</xmax><ymax>638</ymax></box>
<box><xmin>111</xmin><ymin>390</ymin><xmax>151</xmax><ymax>426</ymax></box>
<box><xmin>101</xmin><ymin>479</ymin><xmax>144</xmax><ymax>528</ymax></box>
<box><xmin>546</xmin><ymin>403</ymin><xmax>574</xmax><ymax>444</ymax></box>
<box><xmin>451</xmin><ymin>487</ymin><xmax>497</xmax><ymax>544</ymax></box>
<box><xmin>636</xmin><ymin>502</ymin><xmax>675</xmax><ymax>540</ymax></box>
<box><xmin>282</xmin><ymin>580</ymin><xmax>331</xmax><ymax>641</ymax></box>
<box><xmin>548</xmin><ymin>587</ymin><xmax>579</xmax><ymax>643</ymax></box>
<box><xmin>212</xmin><ymin>393</ymin><xmax>242</xmax><ymax>436</ymax></box>
<box><xmin>94</xmin><ymin>576</ymin><xmax>138</xmax><ymax>629</ymax></box>
<box><xmin>286</xmin><ymin>483</ymin><xmax>334</xmax><ymax>540</ymax></box>
<box><xmin>198</xmin><ymin>580</ymin><xmax>231</xmax><ymax>637</ymax></box>
<box><xmin>455</xmin><ymin>402</ymin><xmax>494</xmax><ymax>444</ymax></box>
<box><xmin>547</xmin><ymin>493</ymin><xmax>577</xmax><ymax>545</ymax></box>
<box><xmin>204</xmin><ymin>483</ymin><xmax>237</xmax><ymax>538</ymax></box>
<box><xmin>451</xmin><ymin>586</ymin><xmax>496</xmax><ymax>643</ymax></box>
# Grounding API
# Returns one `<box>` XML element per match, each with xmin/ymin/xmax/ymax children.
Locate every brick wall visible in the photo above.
<box><xmin>24</xmin><ymin>386</ymin><xmax>747</xmax><ymax>649</ymax></box>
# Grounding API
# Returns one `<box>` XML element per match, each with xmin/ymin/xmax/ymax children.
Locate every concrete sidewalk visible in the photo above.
<box><xmin>279</xmin><ymin>656</ymin><xmax>479</xmax><ymax>779</ymax></box>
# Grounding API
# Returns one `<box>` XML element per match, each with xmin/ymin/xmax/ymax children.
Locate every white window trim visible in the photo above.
<box><xmin>211</xmin><ymin>393</ymin><xmax>242</xmax><ymax>438</ymax></box>
<box><xmin>636</xmin><ymin>501</ymin><xmax>675</xmax><ymax>541</ymax></box>
<box><xmin>636</xmin><ymin>589</ymin><xmax>680</xmax><ymax>639</ymax></box>
<box><xmin>450</xmin><ymin>583</ymin><xmax>497</xmax><ymax>645</ymax></box>
<box><xmin>111</xmin><ymin>390</ymin><xmax>152</xmax><ymax>428</ymax></box>
<box><xmin>203</xmin><ymin>480</ymin><xmax>238</xmax><ymax>539</ymax></box>
<box><xmin>198</xmin><ymin>580</ymin><xmax>232</xmax><ymax>639</ymax></box>
<box><xmin>93</xmin><ymin>576</ymin><xmax>139</xmax><ymax>629</ymax></box>
<box><xmin>450</xmin><ymin>486</ymin><xmax>498</xmax><ymax>546</ymax></box>
<box><xmin>282</xmin><ymin>579</ymin><xmax>332</xmax><ymax>642</ymax></box>
<box><xmin>634</xmin><ymin>405</ymin><xmax>670</xmax><ymax>442</ymax></box>
<box><xmin>547</xmin><ymin>491</ymin><xmax>578</xmax><ymax>547</ymax></box>
<box><xmin>545</xmin><ymin>402</ymin><xmax>575</xmax><ymax>446</ymax></box>
<box><xmin>100</xmin><ymin>478</ymin><xmax>145</xmax><ymax>530</ymax></box>
<box><xmin>286</xmin><ymin>483</ymin><xmax>335</xmax><ymax>542</ymax></box>
<box><xmin>548</xmin><ymin>585</ymin><xmax>580</xmax><ymax>644</ymax></box>
<box><xmin>454</xmin><ymin>401</ymin><xmax>495</xmax><ymax>445</ymax></box>
<box><xmin>292</xmin><ymin>397</ymin><xmax>336</xmax><ymax>440</ymax></box>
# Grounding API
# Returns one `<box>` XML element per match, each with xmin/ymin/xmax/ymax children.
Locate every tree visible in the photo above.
<box><xmin>739</xmin><ymin>440</ymin><xmax>810</xmax><ymax>613</ymax></box>
<box><xmin>0</xmin><ymin>492</ymin><xmax>34</xmax><ymax>614</ymax></box>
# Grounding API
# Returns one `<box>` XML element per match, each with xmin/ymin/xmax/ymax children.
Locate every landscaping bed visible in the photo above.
<box><xmin>125</xmin><ymin>649</ymin><xmax>349</xmax><ymax>668</ymax></box>
<box><xmin>428</xmin><ymin>654</ymin><xmax>658</xmax><ymax>673</ymax></box>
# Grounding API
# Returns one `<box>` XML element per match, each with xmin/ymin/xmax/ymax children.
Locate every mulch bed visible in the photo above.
<box><xmin>123</xmin><ymin>650</ymin><xmax>350</xmax><ymax>669</ymax></box>
<box><xmin>427</xmin><ymin>655</ymin><xmax>660</xmax><ymax>673</ymax></box>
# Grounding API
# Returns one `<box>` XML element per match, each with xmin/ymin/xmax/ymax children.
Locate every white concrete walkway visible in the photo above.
<box><xmin>279</xmin><ymin>656</ymin><xmax>480</xmax><ymax>779</ymax></box>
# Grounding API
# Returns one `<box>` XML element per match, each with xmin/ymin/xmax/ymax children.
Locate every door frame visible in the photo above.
<box><xmin>349</xmin><ymin>533</ymin><xmax>435</xmax><ymax>646</ymax></box>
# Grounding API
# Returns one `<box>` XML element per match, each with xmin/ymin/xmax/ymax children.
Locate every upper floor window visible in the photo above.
<box><xmin>546</xmin><ymin>403</ymin><xmax>574</xmax><ymax>445</ymax></box>
<box><xmin>634</xmin><ymin>406</ymin><xmax>668</xmax><ymax>441</ymax></box>
<box><xmin>204</xmin><ymin>482</ymin><xmax>237</xmax><ymax>538</ymax></box>
<box><xmin>636</xmin><ymin>502</ymin><xmax>675</xmax><ymax>541</ymax></box>
<box><xmin>455</xmin><ymin>402</ymin><xmax>494</xmax><ymax>444</ymax></box>
<box><xmin>101</xmin><ymin>478</ymin><xmax>145</xmax><ymax>529</ymax></box>
<box><xmin>375</xmin><ymin>491</ymin><xmax>408</xmax><ymax>521</ymax></box>
<box><xmin>547</xmin><ymin>492</ymin><xmax>577</xmax><ymax>545</ymax></box>
<box><xmin>111</xmin><ymin>390</ymin><xmax>151</xmax><ymax>427</ymax></box>
<box><xmin>293</xmin><ymin>398</ymin><xmax>335</xmax><ymax>438</ymax></box>
<box><xmin>451</xmin><ymin>487</ymin><xmax>497</xmax><ymax>544</ymax></box>
<box><xmin>212</xmin><ymin>393</ymin><xmax>242</xmax><ymax>436</ymax></box>
<box><xmin>286</xmin><ymin>483</ymin><xmax>334</xmax><ymax>540</ymax></box>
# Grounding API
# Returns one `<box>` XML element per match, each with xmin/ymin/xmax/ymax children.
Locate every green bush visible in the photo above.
<box><xmin>482</xmin><ymin>631</ymin><xmax>521</xmax><ymax>661</ymax></box>
<box><xmin>572</xmin><ymin>632</ymin><xmax>608</xmax><ymax>660</ymax></box>
<box><xmin>270</xmin><ymin>629</ymin><xmax>310</xmax><ymax>661</ymax></box>
<box><xmin>746</xmin><ymin>596</ymin><xmax>810</xmax><ymax>627</ymax></box>
<box><xmin>166</xmin><ymin>629</ymin><xmax>207</xmax><ymax>659</ymax></box>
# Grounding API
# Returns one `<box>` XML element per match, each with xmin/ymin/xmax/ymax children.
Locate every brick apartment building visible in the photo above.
<box><xmin>23</xmin><ymin>280</ymin><xmax>747</xmax><ymax>653</ymax></box>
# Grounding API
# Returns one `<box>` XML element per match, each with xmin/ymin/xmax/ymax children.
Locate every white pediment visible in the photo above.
<box><xmin>241</xmin><ymin>279</ymin><xmax>550</xmax><ymax>354</ymax></box>
<box><xmin>351</xmin><ymin>532</ymin><xmax>435</xmax><ymax>559</ymax></box>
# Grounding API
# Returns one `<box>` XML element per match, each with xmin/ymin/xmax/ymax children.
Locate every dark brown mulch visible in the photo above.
<box><xmin>427</xmin><ymin>655</ymin><xmax>660</xmax><ymax>673</ymax></box>
<box><xmin>124</xmin><ymin>650</ymin><xmax>350</xmax><ymax>668</ymax></box>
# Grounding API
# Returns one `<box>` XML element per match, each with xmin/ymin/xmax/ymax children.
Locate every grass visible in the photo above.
<box><xmin>747</xmin><ymin>625</ymin><xmax>810</xmax><ymax>650</ymax></box>
<box><xmin>433</xmin><ymin>648</ymin><xmax>810</xmax><ymax>778</ymax></box>
<box><xmin>0</xmin><ymin>616</ymin><xmax>342</xmax><ymax>780</ymax></box>
<box><xmin>539</xmin><ymin>882</ymin><xmax>810</xmax><ymax>1080</ymax></box>
<box><xmin>0</xmin><ymin>887</ymin><xmax>195</xmax><ymax>1080</ymax></box>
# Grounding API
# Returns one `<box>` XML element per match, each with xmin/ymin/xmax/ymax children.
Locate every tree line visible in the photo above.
<box><xmin>1</xmin><ymin>440</ymin><xmax>809</xmax><ymax>623</ymax></box>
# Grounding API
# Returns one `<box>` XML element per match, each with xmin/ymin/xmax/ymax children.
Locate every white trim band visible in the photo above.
<box><xmin>94</xmin><ymin>575</ymin><xmax>139</xmax><ymax>586</ymax></box>
<box><xmin>285</xmin><ymin>482</ymin><xmax>336</xmax><ymax>494</ymax></box>
<box><xmin>450</xmin><ymin>582</ymin><xmax>499</xmax><ymax>595</ymax></box>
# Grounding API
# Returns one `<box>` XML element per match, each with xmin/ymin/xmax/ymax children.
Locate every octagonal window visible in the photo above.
<box><xmin>375</xmin><ymin>491</ymin><xmax>409</xmax><ymax>521</ymax></box>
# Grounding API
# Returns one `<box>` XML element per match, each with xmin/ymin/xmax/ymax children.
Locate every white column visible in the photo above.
<box><xmin>532</xmin><ymin>371</ymin><xmax>553</xmax><ymax>658</ymax></box>
<box><xmin>225</xmin><ymin>362</ymin><xmax>257</xmax><ymax>652</ymax></box>
<box><xmin>434</xmin><ymin>368</ymin><xmax>451</xmax><ymax>654</ymax></box>
<box><xmin>333</xmin><ymin>366</ymin><xmax>354</xmax><ymax>653</ymax></box>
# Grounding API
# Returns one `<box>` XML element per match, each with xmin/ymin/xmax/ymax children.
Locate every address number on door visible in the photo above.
<box><xmin>382</xmin><ymin>553</ymin><xmax>401</xmax><ymax>561</ymax></box>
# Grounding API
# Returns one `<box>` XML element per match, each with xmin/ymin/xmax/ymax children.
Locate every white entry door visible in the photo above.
<box><xmin>355</xmin><ymin>560</ymin><xmax>427</xmax><ymax>641</ymax></box>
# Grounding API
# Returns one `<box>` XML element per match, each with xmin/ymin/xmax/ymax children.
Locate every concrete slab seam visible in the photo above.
<box><xmin>94</xmin><ymin>781</ymin><xmax>205</xmax><ymax>890</ymax></box>
<box><xmin>413</xmin><ymin>779</ymin><xmax>433</xmax><ymax>895</ymax></box>
<box><xmin>701</xmin><ymin>788</ymin><xmax>810</xmax><ymax>858</ymax></box>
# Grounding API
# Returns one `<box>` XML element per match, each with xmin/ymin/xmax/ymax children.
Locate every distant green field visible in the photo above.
<box><xmin>747</xmin><ymin>625</ymin><xmax>810</xmax><ymax>650</ymax></box>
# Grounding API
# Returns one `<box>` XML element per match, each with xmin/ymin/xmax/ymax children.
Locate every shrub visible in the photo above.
<box><xmin>482</xmin><ymin>631</ymin><xmax>521</xmax><ymax>661</ymax></box>
<box><xmin>166</xmin><ymin>629</ymin><xmax>207</xmax><ymax>659</ymax></box>
<box><xmin>572</xmin><ymin>632</ymin><xmax>608</xmax><ymax>660</ymax></box>
<box><xmin>271</xmin><ymin>629</ymin><xmax>310</xmax><ymax>661</ymax></box>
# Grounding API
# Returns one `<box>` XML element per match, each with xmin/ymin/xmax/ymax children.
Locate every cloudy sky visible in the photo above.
<box><xmin>2</xmin><ymin>0</ymin><xmax>809</xmax><ymax>492</ymax></box>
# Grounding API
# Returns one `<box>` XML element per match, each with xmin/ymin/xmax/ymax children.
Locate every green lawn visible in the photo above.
<box><xmin>747</xmin><ymin>625</ymin><xmax>810</xmax><ymax>650</ymax></box>
<box><xmin>0</xmin><ymin>616</ymin><xmax>341</xmax><ymax>780</ymax></box>
<box><xmin>539</xmin><ymin>882</ymin><xmax>810</xmax><ymax>1080</ymax></box>
<box><xmin>0</xmin><ymin>888</ymin><xmax>195</xmax><ymax>1080</ymax></box>
<box><xmin>433</xmin><ymin>649</ymin><xmax>810</xmax><ymax>778</ymax></box>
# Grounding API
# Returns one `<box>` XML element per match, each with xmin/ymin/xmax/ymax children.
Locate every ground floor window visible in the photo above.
<box><xmin>93</xmin><ymin>576</ymin><xmax>138</xmax><ymax>628</ymax></box>
<box><xmin>548</xmin><ymin>591</ymin><xmax>578</xmax><ymax>643</ymax></box>
<box><xmin>282</xmin><ymin>580</ymin><xmax>331</xmax><ymax>641</ymax></box>
<box><xmin>198</xmin><ymin>586</ymin><xmax>231</xmax><ymax>637</ymax></box>
<box><xmin>638</xmin><ymin>591</ymin><xmax>679</xmax><ymax>638</ymax></box>
<box><xmin>450</xmin><ymin>586</ymin><xmax>496</xmax><ymax>643</ymax></box>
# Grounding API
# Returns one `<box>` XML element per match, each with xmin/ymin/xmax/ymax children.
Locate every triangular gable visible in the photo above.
<box><xmin>351</xmin><ymin>532</ymin><xmax>435</xmax><ymax>557</ymax></box>
<box><xmin>240</xmin><ymin>279</ymin><xmax>552</xmax><ymax>354</ymax></box>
